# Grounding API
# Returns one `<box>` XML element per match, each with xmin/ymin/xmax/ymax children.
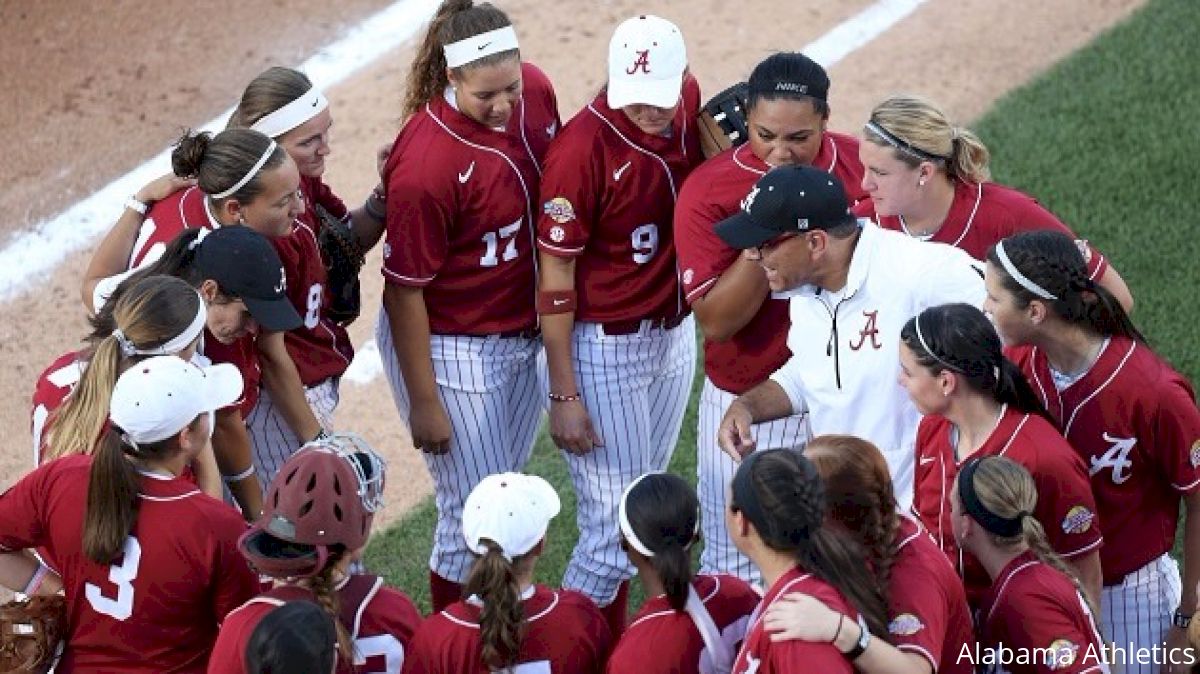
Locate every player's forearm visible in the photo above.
<box><xmin>257</xmin><ymin>332</ymin><xmax>322</xmax><ymax>441</ymax></box>
<box><xmin>736</xmin><ymin>379</ymin><xmax>795</xmax><ymax>424</ymax></box>
<box><xmin>211</xmin><ymin>408</ymin><xmax>263</xmax><ymax>520</ymax></box>
<box><xmin>82</xmin><ymin>206</ymin><xmax>146</xmax><ymax>313</ymax></box>
<box><xmin>692</xmin><ymin>256</ymin><xmax>770</xmax><ymax>341</ymax></box>
<box><xmin>1097</xmin><ymin>264</ymin><xmax>1134</xmax><ymax>314</ymax></box>
<box><xmin>1067</xmin><ymin>550</ymin><xmax>1102</xmax><ymax>613</ymax></box>
<box><xmin>1179</xmin><ymin>491</ymin><xmax>1200</xmax><ymax>615</ymax></box>
<box><xmin>0</xmin><ymin>552</ymin><xmax>60</xmax><ymax>596</ymax></box>
<box><xmin>348</xmin><ymin>195</ymin><xmax>386</xmax><ymax>252</ymax></box>
<box><xmin>191</xmin><ymin>442</ymin><xmax>223</xmax><ymax>500</ymax></box>
<box><xmin>382</xmin><ymin>283</ymin><xmax>441</xmax><ymax>405</ymax></box>
<box><xmin>538</xmin><ymin>253</ymin><xmax>580</xmax><ymax>395</ymax></box>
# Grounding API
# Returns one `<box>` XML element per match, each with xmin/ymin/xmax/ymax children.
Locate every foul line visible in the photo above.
<box><xmin>0</xmin><ymin>0</ymin><xmax>442</xmax><ymax>304</ymax></box>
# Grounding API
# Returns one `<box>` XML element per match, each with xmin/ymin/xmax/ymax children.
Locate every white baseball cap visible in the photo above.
<box><xmin>462</xmin><ymin>473</ymin><xmax>561</xmax><ymax>561</ymax></box>
<box><xmin>110</xmin><ymin>356</ymin><xmax>243</xmax><ymax>444</ymax></box>
<box><xmin>607</xmin><ymin>15</ymin><xmax>687</xmax><ymax>110</ymax></box>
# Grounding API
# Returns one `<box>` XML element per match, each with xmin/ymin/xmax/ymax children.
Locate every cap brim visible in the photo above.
<box><xmin>201</xmin><ymin>362</ymin><xmax>247</xmax><ymax>412</ymax></box>
<box><xmin>715</xmin><ymin>211</ymin><xmax>782</xmax><ymax>250</ymax></box>
<box><xmin>607</xmin><ymin>73</ymin><xmax>683</xmax><ymax>110</ymax></box>
<box><xmin>243</xmin><ymin>296</ymin><xmax>303</xmax><ymax>333</ymax></box>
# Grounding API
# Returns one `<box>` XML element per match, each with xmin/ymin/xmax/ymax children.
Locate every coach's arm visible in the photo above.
<box><xmin>717</xmin><ymin>379</ymin><xmax>797</xmax><ymax>460</ymax></box>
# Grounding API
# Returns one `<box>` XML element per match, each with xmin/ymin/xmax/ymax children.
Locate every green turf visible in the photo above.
<box><xmin>365</xmin><ymin>0</ymin><xmax>1200</xmax><ymax>613</ymax></box>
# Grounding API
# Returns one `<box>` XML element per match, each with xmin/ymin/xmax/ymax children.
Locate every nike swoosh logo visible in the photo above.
<box><xmin>553</xmin><ymin>299</ymin><xmax>569</xmax><ymax>306</ymax></box>
<box><xmin>919</xmin><ymin>456</ymin><xmax>936</xmax><ymax>465</ymax></box>
<box><xmin>477</xmin><ymin>42</ymin><xmax>492</xmax><ymax>51</ymax></box>
<box><xmin>458</xmin><ymin>161</ymin><xmax>475</xmax><ymax>183</ymax></box>
<box><xmin>311</xmin><ymin>99</ymin><xmax>319</xmax><ymax>107</ymax></box>
<box><xmin>613</xmin><ymin>160</ymin><xmax>631</xmax><ymax>181</ymax></box>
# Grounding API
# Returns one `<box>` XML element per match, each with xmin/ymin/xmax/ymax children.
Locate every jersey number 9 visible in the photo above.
<box><xmin>631</xmin><ymin>223</ymin><xmax>659</xmax><ymax>264</ymax></box>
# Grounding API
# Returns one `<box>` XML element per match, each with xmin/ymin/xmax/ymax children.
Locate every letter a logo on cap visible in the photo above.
<box><xmin>741</xmin><ymin>186</ymin><xmax>760</xmax><ymax>214</ymax></box>
<box><xmin>626</xmin><ymin>49</ymin><xmax>651</xmax><ymax>75</ymax></box>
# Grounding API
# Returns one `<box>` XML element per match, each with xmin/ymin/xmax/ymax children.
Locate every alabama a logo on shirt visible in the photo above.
<box><xmin>1089</xmin><ymin>433</ymin><xmax>1136</xmax><ymax>484</ymax></box>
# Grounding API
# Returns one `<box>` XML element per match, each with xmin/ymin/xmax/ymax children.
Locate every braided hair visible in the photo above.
<box><xmin>900</xmin><ymin>302</ymin><xmax>1048</xmax><ymax>417</ymax></box>
<box><xmin>986</xmin><ymin>231</ymin><xmax>1144</xmax><ymax>343</ymax></box>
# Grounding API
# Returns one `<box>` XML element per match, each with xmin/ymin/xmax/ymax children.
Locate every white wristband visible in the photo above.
<box><xmin>125</xmin><ymin>196</ymin><xmax>149</xmax><ymax>216</ymax></box>
<box><xmin>22</xmin><ymin>563</ymin><xmax>50</xmax><ymax>596</ymax></box>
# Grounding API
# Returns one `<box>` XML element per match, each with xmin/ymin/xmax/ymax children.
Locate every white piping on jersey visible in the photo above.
<box><xmin>536</xmin><ymin>239</ymin><xmax>585</xmax><ymax>255</ymax></box>
<box><xmin>1052</xmin><ymin>340</ymin><xmax>1133</xmax><ymax>435</ymax></box>
<box><xmin>139</xmin><ymin>490</ymin><xmax>202</xmax><ymax>502</ymax></box>
<box><xmin>441</xmin><ymin>588</ymin><xmax>559</xmax><ymax>629</ymax></box>
<box><xmin>626</xmin><ymin>575</ymin><xmax>724</xmax><ymax>630</ymax></box>
<box><xmin>382</xmin><ymin>268</ymin><xmax>436</xmax><ymax>284</ymax></box>
<box><xmin>901</xmin><ymin>182</ymin><xmax>983</xmax><ymax>247</ymax></box>
<box><xmin>685</xmin><ymin>276</ymin><xmax>719</xmax><ymax>303</ymax></box>
<box><xmin>731</xmin><ymin>145</ymin><xmax>766</xmax><ymax>176</ymax></box>
<box><xmin>423</xmin><ymin>100</ymin><xmax>538</xmax><ymax>300</ymax></box>
<box><xmin>350</xmin><ymin>576</ymin><xmax>384</xmax><ymax>640</ymax></box>
<box><xmin>136</xmin><ymin>468</ymin><xmax>178</xmax><ymax>480</ymax></box>
<box><xmin>984</xmin><ymin>559</ymin><xmax>1040</xmax><ymax>624</ymax></box>
<box><xmin>895</xmin><ymin>642</ymin><xmax>939</xmax><ymax>670</ymax></box>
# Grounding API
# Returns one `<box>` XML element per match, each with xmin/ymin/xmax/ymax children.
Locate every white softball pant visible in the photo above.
<box><xmin>376</xmin><ymin>314</ymin><xmax>542</xmax><ymax>584</ymax></box>
<box><xmin>559</xmin><ymin>316</ymin><xmax>697</xmax><ymax>606</ymax></box>
<box><xmin>1101</xmin><ymin>552</ymin><xmax>1182</xmax><ymax>674</ymax></box>
<box><xmin>696</xmin><ymin>377</ymin><xmax>810</xmax><ymax>585</ymax></box>
<box><xmin>246</xmin><ymin>376</ymin><xmax>340</xmax><ymax>494</ymax></box>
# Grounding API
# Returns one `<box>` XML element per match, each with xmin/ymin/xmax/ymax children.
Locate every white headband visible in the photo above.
<box><xmin>443</xmin><ymin>26</ymin><xmax>519</xmax><ymax>69</ymax></box>
<box><xmin>618</xmin><ymin>473</ymin><xmax>699</xmax><ymax>558</ymax></box>
<box><xmin>914</xmin><ymin>311</ymin><xmax>962</xmax><ymax>373</ymax></box>
<box><xmin>995</xmin><ymin>240</ymin><xmax>1058</xmax><ymax>300</ymax></box>
<box><xmin>250</xmin><ymin>87</ymin><xmax>329</xmax><ymax>139</ymax></box>
<box><xmin>112</xmin><ymin>294</ymin><xmax>207</xmax><ymax>358</ymax></box>
<box><xmin>211</xmin><ymin>140</ymin><xmax>278</xmax><ymax>200</ymax></box>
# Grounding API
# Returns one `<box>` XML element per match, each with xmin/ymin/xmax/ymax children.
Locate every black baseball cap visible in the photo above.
<box><xmin>192</xmin><ymin>226</ymin><xmax>303</xmax><ymax>332</ymax></box>
<box><xmin>715</xmin><ymin>165</ymin><xmax>856</xmax><ymax>249</ymax></box>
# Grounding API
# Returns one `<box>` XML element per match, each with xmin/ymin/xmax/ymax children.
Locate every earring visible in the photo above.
<box><xmin>919</xmin><ymin>178</ymin><xmax>927</xmax><ymax>187</ymax></box>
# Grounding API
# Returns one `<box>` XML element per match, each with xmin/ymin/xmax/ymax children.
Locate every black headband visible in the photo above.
<box><xmin>865</xmin><ymin>119</ymin><xmax>949</xmax><ymax>163</ymax></box>
<box><xmin>957</xmin><ymin>458</ymin><xmax>1029</xmax><ymax>538</ymax></box>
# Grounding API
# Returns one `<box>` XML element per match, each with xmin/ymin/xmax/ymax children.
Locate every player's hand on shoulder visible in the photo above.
<box><xmin>136</xmin><ymin>172</ymin><xmax>196</xmax><ymax>205</ymax></box>
<box><xmin>717</xmin><ymin>400</ymin><xmax>756</xmax><ymax>461</ymax></box>
<box><xmin>549</xmin><ymin>399</ymin><xmax>604</xmax><ymax>456</ymax></box>
<box><xmin>763</xmin><ymin>592</ymin><xmax>840</xmax><ymax>643</ymax></box>
<box><xmin>410</xmin><ymin>398</ymin><xmax>452</xmax><ymax>454</ymax></box>
<box><xmin>375</xmin><ymin>141</ymin><xmax>392</xmax><ymax>179</ymax></box>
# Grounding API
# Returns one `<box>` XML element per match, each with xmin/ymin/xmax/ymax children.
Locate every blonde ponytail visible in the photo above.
<box><xmin>865</xmin><ymin>94</ymin><xmax>991</xmax><ymax>182</ymax></box>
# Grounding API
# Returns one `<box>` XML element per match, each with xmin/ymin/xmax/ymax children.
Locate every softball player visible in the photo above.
<box><xmin>727</xmin><ymin>449</ymin><xmax>885</xmax><ymax>674</ymax></box>
<box><xmin>228</xmin><ymin>66</ymin><xmax>392</xmax><ymax>489</ymax></box>
<box><xmin>900</xmin><ymin>303</ymin><xmax>1103</xmax><ymax>606</ymax></box>
<box><xmin>244</xmin><ymin>601</ymin><xmax>339</xmax><ymax>674</ymax></box>
<box><xmin>985</xmin><ymin>230</ymin><xmax>1200</xmax><ymax>673</ymax></box>
<box><xmin>376</xmin><ymin>0</ymin><xmax>560</xmax><ymax>610</ymax></box>
<box><xmin>854</xmin><ymin>93</ymin><xmax>1133</xmax><ymax>309</ymax></box>
<box><xmin>83</xmin><ymin>129</ymin><xmax>324</xmax><ymax>511</ymax></box>
<box><xmin>535</xmin><ymin>14</ymin><xmax>700</xmax><ymax>629</ymax></box>
<box><xmin>209</xmin><ymin>433</ymin><xmax>420</xmax><ymax>674</ymax></box>
<box><xmin>764</xmin><ymin>435</ymin><xmax>974</xmax><ymax>674</ymax></box>
<box><xmin>402</xmin><ymin>472</ymin><xmax>611</xmax><ymax>674</ymax></box>
<box><xmin>0</xmin><ymin>356</ymin><xmax>258</xmax><ymax>673</ymax></box>
<box><xmin>955</xmin><ymin>457</ymin><xmax>1110</xmax><ymax>674</ymax></box>
<box><xmin>607</xmin><ymin>472</ymin><xmax>759</xmax><ymax>674</ymax></box>
<box><xmin>673</xmin><ymin>51</ymin><xmax>866</xmax><ymax>582</ymax></box>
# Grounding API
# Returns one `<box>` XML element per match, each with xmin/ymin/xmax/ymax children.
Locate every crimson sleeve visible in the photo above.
<box><xmin>674</xmin><ymin>172</ymin><xmax>740</xmax><ymax>304</ymax></box>
<box><xmin>998</xmin><ymin>591</ymin><xmax>1103</xmax><ymax>673</ymax></box>
<box><xmin>0</xmin><ymin>462</ymin><xmax>51</xmax><ymax>551</ymax></box>
<box><xmin>767</xmin><ymin>640</ymin><xmax>854</xmax><ymax>674</ymax></box>
<box><xmin>310</xmin><ymin>176</ymin><xmax>349</xmax><ymax>222</ymax></box>
<box><xmin>1031</xmin><ymin>441</ymin><xmax>1103</xmax><ymax>558</ymax></box>
<box><xmin>1147</xmin><ymin>373</ymin><xmax>1200</xmax><ymax>493</ymax></box>
<box><xmin>382</xmin><ymin>164</ymin><xmax>456</xmax><ymax>287</ymax></box>
<box><xmin>399</xmin><ymin>618</ymin><xmax>446</xmax><ymax>674</ymax></box>
<box><xmin>887</xmin><ymin>563</ymin><xmax>953</xmax><ymax>670</ymax></box>
<box><xmin>536</xmin><ymin>125</ymin><xmax>602</xmax><ymax>257</ymax></box>
<box><xmin>210</xmin><ymin>515</ymin><xmax>259</xmax><ymax>622</ymax></box>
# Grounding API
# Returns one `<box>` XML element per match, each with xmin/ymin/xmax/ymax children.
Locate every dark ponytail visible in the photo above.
<box><xmin>83</xmin><ymin>427</ymin><xmax>182</xmax><ymax>563</ymax></box>
<box><xmin>745</xmin><ymin>52</ymin><xmax>830</xmax><ymax>118</ymax></box>
<box><xmin>463</xmin><ymin>540</ymin><xmax>525</xmax><ymax>670</ymax></box>
<box><xmin>621</xmin><ymin>473</ymin><xmax>698</xmax><ymax>612</ymax></box>
<box><xmin>733</xmin><ymin>450</ymin><xmax>888</xmax><ymax>637</ymax></box>
<box><xmin>986</xmin><ymin>231</ymin><xmax>1145</xmax><ymax>343</ymax></box>
<box><xmin>402</xmin><ymin>0</ymin><xmax>518</xmax><ymax>118</ymax></box>
<box><xmin>900</xmin><ymin>303</ymin><xmax>1047</xmax><ymax>417</ymax></box>
<box><xmin>170</xmin><ymin>128</ymin><xmax>286</xmax><ymax>205</ymax></box>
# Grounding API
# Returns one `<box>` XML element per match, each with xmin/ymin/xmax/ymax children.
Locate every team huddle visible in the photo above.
<box><xmin>1</xmin><ymin>1</ymin><xmax>1198</xmax><ymax>673</ymax></box>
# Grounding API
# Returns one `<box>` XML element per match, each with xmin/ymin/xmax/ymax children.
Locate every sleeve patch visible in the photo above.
<box><xmin>543</xmin><ymin>197</ymin><xmax>576</xmax><ymax>224</ymax></box>
<box><xmin>1045</xmin><ymin>639</ymin><xmax>1079</xmax><ymax>670</ymax></box>
<box><xmin>1189</xmin><ymin>438</ymin><xmax>1200</xmax><ymax>468</ymax></box>
<box><xmin>888</xmin><ymin>613</ymin><xmax>925</xmax><ymax>636</ymax></box>
<box><xmin>1061</xmin><ymin>506</ymin><xmax>1095</xmax><ymax>535</ymax></box>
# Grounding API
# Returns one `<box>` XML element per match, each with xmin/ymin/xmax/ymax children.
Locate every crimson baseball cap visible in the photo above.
<box><xmin>190</xmin><ymin>226</ymin><xmax>302</xmax><ymax>332</ymax></box>
<box><xmin>715</xmin><ymin>165</ymin><xmax>856</xmax><ymax>249</ymax></box>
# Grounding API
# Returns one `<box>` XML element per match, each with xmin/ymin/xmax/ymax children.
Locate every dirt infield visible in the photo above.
<box><xmin>0</xmin><ymin>0</ymin><xmax>1143</xmax><ymax>532</ymax></box>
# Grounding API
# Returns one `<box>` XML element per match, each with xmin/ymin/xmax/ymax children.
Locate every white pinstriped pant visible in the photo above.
<box><xmin>558</xmin><ymin>316</ymin><xmax>697</xmax><ymax>606</ymax></box>
<box><xmin>1100</xmin><ymin>553</ymin><xmax>1181</xmax><ymax>674</ymax></box>
<box><xmin>697</xmin><ymin>378</ymin><xmax>810</xmax><ymax>585</ymax></box>
<box><xmin>246</xmin><ymin>377</ymin><xmax>340</xmax><ymax>495</ymax></box>
<box><xmin>376</xmin><ymin>312</ymin><xmax>542</xmax><ymax>583</ymax></box>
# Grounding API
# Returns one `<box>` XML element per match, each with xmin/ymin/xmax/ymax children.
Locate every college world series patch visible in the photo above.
<box><xmin>1061</xmin><ymin>505</ymin><xmax>1095</xmax><ymax>535</ymax></box>
<box><xmin>543</xmin><ymin>197</ymin><xmax>576</xmax><ymax>224</ymax></box>
<box><xmin>888</xmin><ymin>613</ymin><xmax>925</xmax><ymax>636</ymax></box>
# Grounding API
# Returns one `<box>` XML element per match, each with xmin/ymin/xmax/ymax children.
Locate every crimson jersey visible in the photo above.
<box><xmin>402</xmin><ymin>585</ymin><xmax>610</xmax><ymax>674</ymax></box>
<box><xmin>30</xmin><ymin>350</ymin><xmax>85</xmax><ymax>462</ymax></box>
<box><xmin>129</xmin><ymin>185</ymin><xmax>218</xmax><ymax>268</ymax></box>
<box><xmin>0</xmin><ymin>454</ymin><xmax>257</xmax><ymax>673</ymax></box>
<box><xmin>382</xmin><ymin>62</ymin><xmax>560</xmax><ymax>335</ymax></box>
<box><xmin>535</xmin><ymin>78</ymin><xmax>702</xmax><ymax>323</ymax></box>
<box><xmin>1009</xmin><ymin>337</ymin><xmax>1200</xmax><ymax>583</ymax></box>
<box><xmin>200</xmin><ymin>330</ymin><xmax>261</xmax><ymax>418</ymax></box>
<box><xmin>913</xmin><ymin>407</ymin><xmax>1102</xmax><ymax>597</ymax></box>
<box><xmin>886</xmin><ymin>516</ymin><xmax>975</xmax><ymax>674</ymax></box>
<box><xmin>208</xmin><ymin>575</ymin><xmax>422</xmax><ymax>674</ymax></box>
<box><xmin>607</xmin><ymin>573</ymin><xmax>759</xmax><ymax>674</ymax></box>
<box><xmin>732</xmin><ymin>566</ymin><xmax>855</xmax><ymax>674</ymax></box>
<box><xmin>271</xmin><ymin>215</ymin><xmax>354</xmax><ymax>385</ymax></box>
<box><xmin>978</xmin><ymin>552</ymin><xmax>1108</xmax><ymax>674</ymax></box>
<box><xmin>853</xmin><ymin>180</ymin><xmax>1109</xmax><ymax>279</ymax></box>
<box><xmin>674</xmin><ymin>133</ymin><xmax>866</xmax><ymax>393</ymax></box>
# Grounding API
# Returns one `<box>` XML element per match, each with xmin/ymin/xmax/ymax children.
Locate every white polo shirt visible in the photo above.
<box><xmin>770</xmin><ymin>221</ymin><xmax>986</xmax><ymax>507</ymax></box>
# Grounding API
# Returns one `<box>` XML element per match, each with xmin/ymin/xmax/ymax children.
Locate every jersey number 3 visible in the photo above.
<box><xmin>85</xmin><ymin>536</ymin><xmax>142</xmax><ymax>620</ymax></box>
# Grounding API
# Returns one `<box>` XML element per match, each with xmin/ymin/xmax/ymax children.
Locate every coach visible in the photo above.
<box><xmin>715</xmin><ymin>165</ymin><xmax>984</xmax><ymax>505</ymax></box>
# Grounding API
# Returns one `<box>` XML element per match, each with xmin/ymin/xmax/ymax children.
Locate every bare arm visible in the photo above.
<box><xmin>538</xmin><ymin>252</ymin><xmax>602</xmax><ymax>455</ymax></box>
<box><xmin>0</xmin><ymin>552</ymin><xmax>62</xmax><ymax>596</ymax></box>
<box><xmin>717</xmin><ymin>379</ymin><xmax>796</xmax><ymax>460</ymax></box>
<box><xmin>81</xmin><ymin>174</ymin><xmax>195</xmax><ymax>313</ymax></box>
<box><xmin>210</xmin><ymin>408</ymin><xmax>263</xmax><ymax>520</ymax></box>
<box><xmin>1066</xmin><ymin>550</ymin><xmax>1102</xmax><ymax>616</ymax></box>
<box><xmin>191</xmin><ymin>442</ymin><xmax>223</xmax><ymax>500</ymax></box>
<box><xmin>382</xmin><ymin>283</ymin><xmax>451</xmax><ymax>453</ymax></box>
<box><xmin>256</xmin><ymin>331</ymin><xmax>322</xmax><ymax>443</ymax></box>
<box><xmin>1164</xmin><ymin>491</ymin><xmax>1200</xmax><ymax>673</ymax></box>
<box><xmin>1097</xmin><ymin>264</ymin><xmax>1134</xmax><ymax>314</ymax></box>
<box><xmin>691</xmin><ymin>252</ymin><xmax>771</xmax><ymax>342</ymax></box>
<box><xmin>344</xmin><ymin>143</ymin><xmax>393</xmax><ymax>252</ymax></box>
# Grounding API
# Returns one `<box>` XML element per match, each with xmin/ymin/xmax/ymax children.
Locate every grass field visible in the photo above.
<box><xmin>365</xmin><ymin>0</ymin><xmax>1200</xmax><ymax>614</ymax></box>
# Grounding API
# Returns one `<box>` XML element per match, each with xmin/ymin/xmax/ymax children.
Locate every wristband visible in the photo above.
<box><xmin>22</xmin><ymin>563</ymin><xmax>50</xmax><ymax>596</ymax></box>
<box><xmin>1174</xmin><ymin>610</ymin><xmax>1192</xmax><ymax>629</ymax></box>
<box><xmin>842</xmin><ymin>613</ymin><xmax>871</xmax><ymax>660</ymax></box>
<box><xmin>372</xmin><ymin>184</ymin><xmax>387</xmax><ymax>202</ymax></box>
<box><xmin>125</xmin><ymin>196</ymin><xmax>149</xmax><ymax>216</ymax></box>
<box><xmin>363</xmin><ymin>193</ymin><xmax>386</xmax><ymax>221</ymax></box>
<box><xmin>548</xmin><ymin>392</ymin><xmax>581</xmax><ymax>403</ymax></box>
<box><xmin>222</xmin><ymin>465</ymin><xmax>257</xmax><ymax>483</ymax></box>
<box><xmin>537</xmin><ymin>289</ymin><xmax>577</xmax><ymax>315</ymax></box>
